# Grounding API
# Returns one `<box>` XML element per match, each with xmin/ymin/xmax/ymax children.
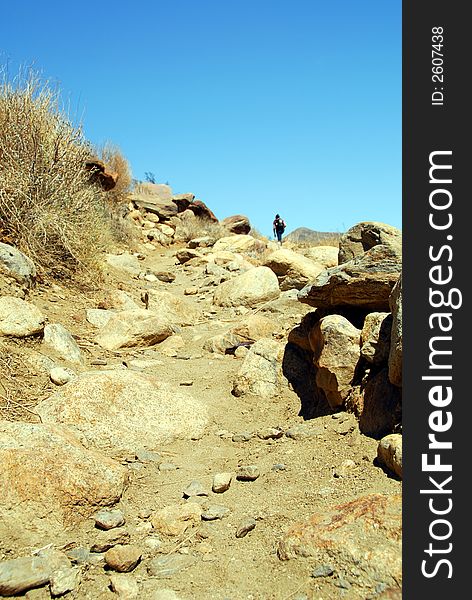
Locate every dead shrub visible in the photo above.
<box><xmin>0</xmin><ymin>69</ymin><xmax>113</xmax><ymax>278</ymax></box>
<box><xmin>98</xmin><ymin>141</ymin><xmax>132</xmax><ymax>205</ymax></box>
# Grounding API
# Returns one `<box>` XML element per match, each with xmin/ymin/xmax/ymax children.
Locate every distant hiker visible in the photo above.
<box><xmin>273</xmin><ymin>214</ymin><xmax>286</xmax><ymax>244</ymax></box>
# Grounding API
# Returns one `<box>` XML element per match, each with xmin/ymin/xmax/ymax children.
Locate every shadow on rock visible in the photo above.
<box><xmin>282</xmin><ymin>342</ymin><xmax>331</xmax><ymax>419</ymax></box>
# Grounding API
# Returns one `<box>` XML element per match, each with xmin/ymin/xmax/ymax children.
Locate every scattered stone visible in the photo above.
<box><xmin>257</xmin><ymin>427</ymin><xmax>284</xmax><ymax>440</ymax></box>
<box><xmin>151</xmin><ymin>502</ymin><xmax>202</xmax><ymax>536</ymax></box>
<box><xmin>0</xmin><ymin>296</ymin><xmax>45</xmax><ymax>337</ymax></box>
<box><xmin>147</xmin><ymin>554</ymin><xmax>196</xmax><ymax>579</ymax></box>
<box><xmin>377</xmin><ymin>434</ymin><xmax>402</xmax><ymax>479</ymax></box>
<box><xmin>179</xmin><ymin>380</ymin><xmax>193</xmax><ymax>386</ymax></box>
<box><xmin>201</xmin><ymin>505</ymin><xmax>230</xmax><ymax>521</ymax></box>
<box><xmin>49</xmin><ymin>567</ymin><xmax>80</xmax><ymax>597</ymax></box>
<box><xmin>159</xmin><ymin>462</ymin><xmax>178</xmax><ymax>472</ymax></box>
<box><xmin>135</xmin><ymin>450</ymin><xmax>161</xmax><ymax>463</ymax></box>
<box><xmin>333</xmin><ymin>459</ymin><xmax>357</xmax><ymax>478</ymax></box>
<box><xmin>104</xmin><ymin>545</ymin><xmax>141</xmax><ymax>573</ymax></box>
<box><xmin>311</xmin><ymin>564</ymin><xmax>335</xmax><ymax>578</ymax></box>
<box><xmin>213</xmin><ymin>266</ymin><xmax>280</xmax><ymax>308</ymax></box>
<box><xmin>232</xmin><ymin>431</ymin><xmax>253</xmax><ymax>443</ymax></box>
<box><xmin>232</xmin><ymin>338</ymin><xmax>284</xmax><ymax>398</ymax></box>
<box><xmin>272</xmin><ymin>463</ymin><xmax>287</xmax><ymax>472</ymax></box>
<box><xmin>94</xmin><ymin>509</ymin><xmax>126</xmax><ymax>530</ymax></box>
<box><xmin>91</xmin><ymin>358</ymin><xmax>108</xmax><ymax>366</ymax></box>
<box><xmin>184</xmin><ymin>286</ymin><xmax>198</xmax><ymax>295</ymax></box>
<box><xmin>235</xmin><ymin>518</ymin><xmax>257</xmax><ymax>538</ymax></box>
<box><xmin>182</xmin><ymin>481</ymin><xmax>208</xmax><ymax>499</ymax></box>
<box><xmin>221</xmin><ymin>214</ymin><xmax>251</xmax><ymax>235</ymax></box>
<box><xmin>91</xmin><ymin>530</ymin><xmax>131</xmax><ymax>553</ymax></box>
<box><xmin>42</xmin><ymin>323</ymin><xmax>83</xmax><ymax>364</ymax></box>
<box><xmin>0</xmin><ymin>243</ymin><xmax>36</xmax><ymax>285</ymax></box>
<box><xmin>0</xmin><ymin>549</ymin><xmax>70</xmax><ymax>596</ymax></box>
<box><xmin>109</xmin><ymin>573</ymin><xmax>139</xmax><ymax>598</ymax></box>
<box><xmin>49</xmin><ymin>366</ymin><xmax>75</xmax><ymax>386</ymax></box>
<box><xmin>212</xmin><ymin>473</ymin><xmax>233</xmax><ymax>493</ymax></box>
<box><xmin>285</xmin><ymin>424</ymin><xmax>324</xmax><ymax>440</ymax></box>
<box><xmin>65</xmin><ymin>547</ymin><xmax>94</xmax><ymax>565</ymax></box>
<box><xmin>105</xmin><ymin>253</ymin><xmax>141</xmax><ymax>276</ymax></box>
<box><xmin>236</xmin><ymin>465</ymin><xmax>260</xmax><ymax>481</ymax></box>
<box><xmin>86</xmin><ymin>308</ymin><xmax>114</xmax><ymax>328</ymax></box>
<box><xmin>95</xmin><ymin>309</ymin><xmax>174</xmax><ymax>350</ymax></box>
<box><xmin>153</xmin><ymin>271</ymin><xmax>176</xmax><ymax>283</ymax></box>
<box><xmin>263</xmin><ymin>248</ymin><xmax>325</xmax><ymax>290</ymax></box>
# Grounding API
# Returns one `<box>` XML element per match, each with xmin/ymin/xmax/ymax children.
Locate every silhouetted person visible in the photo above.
<box><xmin>273</xmin><ymin>214</ymin><xmax>286</xmax><ymax>244</ymax></box>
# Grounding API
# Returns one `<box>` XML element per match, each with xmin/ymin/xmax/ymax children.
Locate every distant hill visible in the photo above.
<box><xmin>284</xmin><ymin>227</ymin><xmax>340</xmax><ymax>245</ymax></box>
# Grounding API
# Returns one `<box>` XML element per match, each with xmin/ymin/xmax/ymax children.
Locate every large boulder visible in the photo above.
<box><xmin>0</xmin><ymin>421</ymin><xmax>127</xmax><ymax>546</ymax></box>
<box><xmin>172</xmin><ymin>193</ymin><xmax>195</xmax><ymax>212</ymax></box>
<box><xmin>0</xmin><ymin>243</ymin><xmax>36</xmax><ymax>286</ymax></box>
<box><xmin>263</xmin><ymin>248</ymin><xmax>325</xmax><ymax>291</ymax></box>
<box><xmin>298</xmin><ymin>244</ymin><xmax>402</xmax><ymax>312</ymax></box>
<box><xmin>338</xmin><ymin>222</ymin><xmax>402</xmax><ymax>265</ymax></box>
<box><xmin>213</xmin><ymin>266</ymin><xmax>280</xmax><ymax>308</ymax></box>
<box><xmin>95</xmin><ymin>309</ymin><xmax>174</xmax><ymax>350</ymax></box>
<box><xmin>221</xmin><ymin>215</ymin><xmax>251</xmax><ymax>235</ymax></box>
<box><xmin>360</xmin><ymin>312</ymin><xmax>392</xmax><ymax>365</ymax></box>
<box><xmin>147</xmin><ymin>290</ymin><xmax>201</xmax><ymax>326</ymax></box>
<box><xmin>105</xmin><ymin>253</ymin><xmax>141</xmax><ymax>277</ymax></box>
<box><xmin>309</xmin><ymin>315</ymin><xmax>361</xmax><ymax>409</ymax></box>
<box><xmin>359</xmin><ymin>368</ymin><xmax>402</xmax><ymax>438</ymax></box>
<box><xmin>232</xmin><ymin>338</ymin><xmax>284</xmax><ymax>398</ymax></box>
<box><xmin>278</xmin><ymin>493</ymin><xmax>402</xmax><ymax>595</ymax></box>
<box><xmin>131</xmin><ymin>183</ymin><xmax>176</xmax><ymax>219</ymax></box>
<box><xmin>36</xmin><ymin>370</ymin><xmax>208</xmax><ymax>455</ymax></box>
<box><xmin>0</xmin><ymin>296</ymin><xmax>45</xmax><ymax>337</ymax></box>
<box><xmin>388</xmin><ymin>276</ymin><xmax>402</xmax><ymax>387</ymax></box>
<box><xmin>186</xmin><ymin>199</ymin><xmax>218</xmax><ymax>222</ymax></box>
<box><xmin>212</xmin><ymin>235</ymin><xmax>266</xmax><ymax>254</ymax></box>
<box><xmin>300</xmin><ymin>245</ymin><xmax>339</xmax><ymax>269</ymax></box>
<box><xmin>42</xmin><ymin>323</ymin><xmax>83</xmax><ymax>364</ymax></box>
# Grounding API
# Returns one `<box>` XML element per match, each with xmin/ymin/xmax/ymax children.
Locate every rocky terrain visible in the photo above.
<box><xmin>0</xmin><ymin>185</ymin><xmax>402</xmax><ymax>600</ymax></box>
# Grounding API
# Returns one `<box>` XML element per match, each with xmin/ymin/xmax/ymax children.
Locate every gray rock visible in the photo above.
<box><xmin>49</xmin><ymin>567</ymin><xmax>80</xmax><ymax>596</ymax></box>
<box><xmin>105</xmin><ymin>253</ymin><xmax>141</xmax><ymax>276</ymax></box>
<box><xmin>236</xmin><ymin>465</ymin><xmax>260</xmax><ymax>481</ymax></box>
<box><xmin>311</xmin><ymin>564</ymin><xmax>335</xmax><ymax>578</ymax></box>
<box><xmin>42</xmin><ymin>323</ymin><xmax>82</xmax><ymax>364</ymax></box>
<box><xmin>232</xmin><ymin>431</ymin><xmax>253</xmax><ymax>442</ymax></box>
<box><xmin>0</xmin><ymin>243</ymin><xmax>36</xmax><ymax>285</ymax></box>
<box><xmin>201</xmin><ymin>505</ymin><xmax>230</xmax><ymax>521</ymax></box>
<box><xmin>377</xmin><ymin>434</ymin><xmax>402</xmax><ymax>479</ymax></box>
<box><xmin>360</xmin><ymin>312</ymin><xmax>392</xmax><ymax>365</ymax></box>
<box><xmin>232</xmin><ymin>338</ymin><xmax>284</xmax><ymax>398</ymax></box>
<box><xmin>94</xmin><ymin>509</ymin><xmax>126</xmax><ymax>530</ymax></box>
<box><xmin>285</xmin><ymin>424</ymin><xmax>324</xmax><ymax>440</ymax></box>
<box><xmin>0</xmin><ymin>550</ymin><xmax>70</xmax><ymax>596</ymax></box>
<box><xmin>182</xmin><ymin>481</ymin><xmax>208</xmax><ymax>499</ymax></box>
<box><xmin>235</xmin><ymin>518</ymin><xmax>257</xmax><ymax>538</ymax></box>
<box><xmin>147</xmin><ymin>554</ymin><xmax>196</xmax><ymax>578</ymax></box>
<box><xmin>388</xmin><ymin>275</ymin><xmax>402</xmax><ymax>387</ymax></box>
<box><xmin>86</xmin><ymin>308</ymin><xmax>114</xmax><ymax>328</ymax></box>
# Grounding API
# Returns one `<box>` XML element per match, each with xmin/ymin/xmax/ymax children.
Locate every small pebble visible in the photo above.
<box><xmin>109</xmin><ymin>573</ymin><xmax>139</xmax><ymax>598</ymax></box>
<box><xmin>159</xmin><ymin>462</ymin><xmax>177</xmax><ymax>472</ymax></box>
<box><xmin>236</xmin><ymin>465</ymin><xmax>260</xmax><ymax>481</ymax></box>
<box><xmin>179</xmin><ymin>380</ymin><xmax>194</xmax><ymax>386</ymax></box>
<box><xmin>232</xmin><ymin>431</ymin><xmax>253</xmax><ymax>443</ymax></box>
<box><xmin>212</xmin><ymin>472</ymin><xmax>233</xmax><ymax>493</ymax></box>
<box><xmin>94</xmin><ymin>509</ymin><xmax>125</xmax><ymax>530</ymax></box>
<box><xmin>90</xmin><ymin>530</ymin><xmax>131</xmax><ymax>553</ymax></box>
<box><xmin>90</xmin><ymin>359</ymin><xmax>108</xmax><ymax>366</ymax></box>
<box><xmin>147</xmin><ymin>554</ymin><xmax>196</xmax><ymax>578</ymax></box>
<box><xmin>49</xmin><ymin>567</ymin><xmax>80</xmax><ymax>596</ymax></box>
<box><xmin>271</xmin><ymin>463</ymin><xmax>287</xmax><ymax>472</ymax></box>
<box><xmin>311</xmin><ymin>564</ymin><xmax>335</xmax><ymax>578</ymax></box>
<box><xmin>135</xmin><ymin>450</ymin><xmax>162</xmax><ymax>463</ymax></box>
<box><xmin>201</xmin><ymin>505</ymin><xmax>230</xmax><ymax>521</ymax></box>
<box><xmin>182</xmin><ymin>480</ymin><xmax>208</xmax><ymax>498</ymax></box>
<box><xmin>235</xmin><ymin>518</ymin><xmax>256</xmax><ymax>538</ymax></box>
<box><xmin>104</xmin><ymin>545</ymin><xmax>142</xmax><ymax>573</ymax></box>
<box><xmin>257</xmin><ymin>427</ymin><xmax>284</xmax><ymax>440</ymax></box>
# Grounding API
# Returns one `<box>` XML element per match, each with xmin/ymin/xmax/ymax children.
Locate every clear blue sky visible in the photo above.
<box><xmin>1</xmin><ymin>1</ymin><xmax>401</xmax><ymax>238</ymax></box>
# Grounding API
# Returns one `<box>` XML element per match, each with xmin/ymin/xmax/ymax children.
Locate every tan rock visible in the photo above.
<box><xmin>300</xmin><ymin>245</ymin><xmax>339</xmax><ymax>268</ymax></box>
<box><xmin>359</xmin><ymin>368</ymin><xmax>402</xmax><ymax>438</ymax></box>
<box><xmin>213</xmin><ymin>266</ymin><xmax>280</xmax><ymax>308</ymax></box>
<box><xmin>360</xmin><ymin>312</ymin><xmax>392</xmax><ymax>365</ymax></box>
<box><xmin>377</xmin><ymin>434</ymin><xmax>402</xmax><ymax>479</ymax></box>
<box><xmin>42</xmin><ymin>323</ymin><xmax>83</xmax><ymax>363</ymax></box>
<box><xmin>338</xmin><ymin>221</ymin><xmax>402</xmax><ymax>265</ymax></box>
<box><xmin>263</xmin><ymin>248</ymin><xmax>325</xmax><ymax>290</ymax></box>
<box><xmin>147</xmin><ymin>290</ymin><xmax>201</xmax><ymax>326</ymax></box>
<box><xmin>309</xmin><ymin>315</ymin><xmax>361</xmax><ymax>409</ymax></box>
<box><xmin>0</xmin><ymin>422</ymin><xmax>126</xmax><ymax>545</ymax></box>
<box><xmin>388</xmin><ymin>275</ymin><xmax>402</xmax><ymax>387</ymax></box>
<box><xmin>232</xmin><ymin>338</ymin><xmax>284</xmax><ymax>398</ymax></box>
<box><xmin>36</xmin><ymin>370</ymin><xmax>208</xmax><ymax>455</ymax></box>
<box><xmin>212</xmin><ymin>235</ymin><xmax>266</xmax><ymax>254</ymax></box>
<box><xmin>0</xmin><ymin>296</ymin><xmax>45</xmax><ymax>337</ymax></box>
<box><xmin>95</xmin><ymin>309</ymin><xmax>174</xmax><ymax>350</ymax></box>
<box><xmin>151</xmin><ymin>502</ymin><xmax>202</xmax><ymax>536</ymax></box>
<box><xmin>105</xmin><ymin>545</ymin><xmax>142</xmax><ymax>573</ymax></box>
<box><xmin>278</xmin><ymin>494</ymin><xmax>402</xmax><ymax>593</ymax></box>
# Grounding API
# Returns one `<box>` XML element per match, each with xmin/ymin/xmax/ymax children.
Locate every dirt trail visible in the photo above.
<box><xmin>1</xmin><ymin>243</ymin><xmax>401</xmax><ymax>600</ymax></box>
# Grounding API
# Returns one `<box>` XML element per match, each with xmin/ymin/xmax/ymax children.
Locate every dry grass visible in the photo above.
<box><xmin>98</xmin><ymin>141</ymin><xmax>132</xmax><ymax>205</ymax></box>
<box><xmin>0</xmin><ymin>69</ymin><xmax>114</xmax><ymax>278</ymax></box>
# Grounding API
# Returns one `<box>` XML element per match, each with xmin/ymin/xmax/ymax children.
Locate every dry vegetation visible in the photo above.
<box><xmin>0</xmin><ymin>70</ymin><xmax>132</xmax><ymax>279</ymax></box>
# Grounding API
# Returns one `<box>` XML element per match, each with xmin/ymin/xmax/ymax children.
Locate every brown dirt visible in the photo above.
<box><xmin>0</xmin><ymin>240</ymin><xmax>401</xmax><ymax>600</ymax></box>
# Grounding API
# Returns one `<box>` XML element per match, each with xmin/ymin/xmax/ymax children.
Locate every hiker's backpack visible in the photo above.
<box><xmin>275</xmin><ymin>217</ymin><xmax>285</xmax><ymax>231</ymax></box>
